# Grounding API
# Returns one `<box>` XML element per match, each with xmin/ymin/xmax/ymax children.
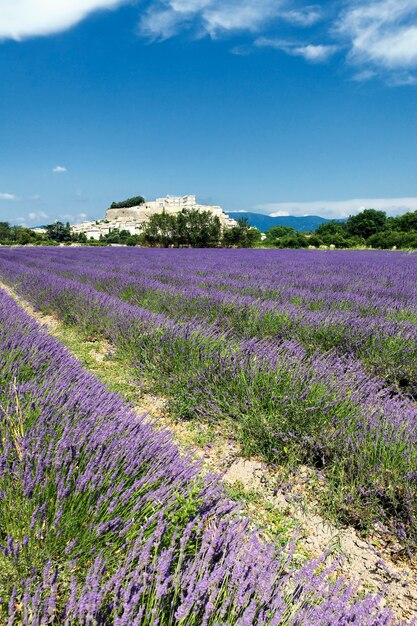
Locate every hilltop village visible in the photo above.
<box><xmin>71</xmin><ymin>195</ymin><xmax>237</xmax><ymax>240</ymax></box>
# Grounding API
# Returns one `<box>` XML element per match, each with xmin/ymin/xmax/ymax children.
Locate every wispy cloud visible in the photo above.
<box><xmin>140</xmin><ymin>0</ymin><xmax>288</xmax><ymax>40</ymax></box>
<box><xmin>28</xmin><ymin>211</ymin><xmax>49</xmax><ymax>220</ymax></box>
<box><xmin>256</xmin><ymin>37</ymin><xmax>339</xmax><ymax>63</ymax></box>
<box><xmin>58</xmin><ymin>212</ymin><xmax>89</xmax><ymax>223</ymax></box>
<box><xmin>281</xmin><ymin>6</ymin><xmax>323</xmax><ymax>28</ymax></box>
<box><xmin>2</xmin><ymin>1</ymin><xmax>417</xmax><ymax>84</ymax></box>
<box><xmin>292</xmin><ymin>44</ymin><xmax>339</xmax><ymax>63</ymax></box>
<box><xmin>53</xmin><ymin>165</ymin><xmax>67</xmax><ymax>173</ymax></box>
<box><xmin>0</xmin><ymin>192</ymin><xmax>17</xmax><ymax>201</ymax></box>
<box><xmin>0</xmin><ymin>1</ymin><xmax>127</xmax><ymax>41</ymax></box>
<box><xmin>256</xmin><ymin>197</ymin><xmax>417</xmax><ymax>219</ymax></box>
<box><xmin>336</xmin><ymin>0</ymin><xmax>417</xmax><ymax>81</ymax></box>
<box><xmin>140</xmin><ymin>0</ymin><xmax>417</xmax><ymax>81</ymax></box>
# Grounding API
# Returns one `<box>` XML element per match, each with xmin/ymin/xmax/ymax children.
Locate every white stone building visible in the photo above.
<box><xmin>71</xmin><ymin>195</ymin><xmax>236</xmax><ymax>240</ymax></box>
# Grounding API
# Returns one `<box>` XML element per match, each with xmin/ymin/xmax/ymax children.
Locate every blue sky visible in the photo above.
<box><xmin>1</xmin><ymin>0</ymin><xmax>417</xmax><ymax>225</ymax></box>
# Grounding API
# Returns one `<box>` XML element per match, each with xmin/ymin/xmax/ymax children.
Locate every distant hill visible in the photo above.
<box><xmin>228</xmin><ymin>213</ymin><xmax>346</xmax><ymax>233</ymax></box>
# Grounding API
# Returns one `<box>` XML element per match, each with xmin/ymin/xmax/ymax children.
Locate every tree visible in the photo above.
<box><xmin>141</xmin><ymin>209</ymin><xmax>222</xmax><ymax>248</ymax></box>
<box><xmin>222</xmin><ymin>218</ymin><xmax>262</xmax><ymax>248</ymax></box>
<box><xmin>276</xmin><ymin>233</ymin><xmax>309</xmax><ymax>249</ymax></box>
<box><xmin>264</xmin><ymin>225</ymin><xmax>296</xmax><ymax>246</ymax></box>
<box><xmin>141</xmin><ymin>211</ymin><xmax>176</xmax><ymax>247</ymax></box>
<box><xmin>0</xmin><ymin>222</ymin><xmax>11</xmax><ymax>240</ymax></box>
<box><xmin>388</xmin><ymin>210</ymin><xmax>417</xmax><ymax>232</ymax></box>
<box><xmin>110</xmin><ymin>196</ymin><xmax>145</xmax><ymax>209</ymax></box>
<box><xmin>174</xmin><ymin>209</ymin><xmax>221</xmax><ymax>248</ymax></box>
<box><xmin>104</xmin><ymin>229</ymin><xmax>121</xmax><ymax>244</ymax></box>
<box><xmin>0</xmin><ymin>223</ymin><xmax>47</xmax><ymax>245</ymax></box>
<box><xmin>15</xmin><ymin>229</ymin><xmax>32</xmax><ymax>245</ymax></box>
<box><xmin>45</xmin><ymin>221</ymin><xmax>72</xmax><ymax>242</ymax></box>
<box><xmin>368</xmin><ymin>230</ymin><xmax>417</xmax><ymax>249</ymax></box>
<box><xmin>345</xmin><ymin>209</ymin><xmax>387</xmax><ymax>239</ymax></box>
<box><xmin>315</xmin><ymin>221</ymin><xmax>346</xmax><ymax>238</ymax></box>
<box><xmin>126</xmin><ymin>235</ymin><xmax>142</xmax><ymax>246</ymax></box>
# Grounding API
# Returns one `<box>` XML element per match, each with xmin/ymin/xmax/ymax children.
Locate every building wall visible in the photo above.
<box><xmin>72</xmin><ymin>196</ymin><xmax>237</xmax><ymax>239</ymax></box>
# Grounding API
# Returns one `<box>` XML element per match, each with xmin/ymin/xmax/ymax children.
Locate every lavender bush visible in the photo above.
<box><xmin>2</xmin><ymin>247</ymin><xmax>417</xmax><ymax>391</ymax></box>
<box><xmin>0</xmin><ymin>289</ymin><xmax>407</xmax><ymax>624</ymax></box>
<box><xmin>1</xmin><ymin>249</ymin><xmax>417</xmax><ymax>549</ymax></box>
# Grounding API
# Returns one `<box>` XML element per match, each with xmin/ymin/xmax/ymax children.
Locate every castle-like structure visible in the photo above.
<box><xmin>71</xmin><ymin>195</ymin><xmax>236</xmax><ymax>240</ymax></box>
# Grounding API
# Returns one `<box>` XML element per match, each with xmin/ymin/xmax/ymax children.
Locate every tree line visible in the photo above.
<box><xmin>0</xmin><ymin>211</ymin><xmax>262</xmax><ymax>248</ymax></box>
<box><xmin>3</xmin><ymin>207</ymin><xmax>417</xmax><ymax>249</ymax></box>
<box><xmin>263</xmin><ymin>208</ymin><xmax>417</xmax><ymax>249</ymax></box>
<box><xmin>109</xmin><ymin>196</ymin><xmax>145</xmax><ymax>209</ymax></box>
<box><xmin>138</xmin><ymin>209</ymin><xmax>261</xmax><ymax>248</ymax></box>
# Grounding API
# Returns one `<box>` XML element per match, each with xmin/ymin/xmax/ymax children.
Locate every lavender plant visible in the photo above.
<box><xmin>0</xmin><ymin>249</ymin><xmax>417</xmax><ymax>549</ymax></box>
<box><xmin>0</xmin><ymin>289</ymin><xmax>407</xmax><ymax>625</ymax></box>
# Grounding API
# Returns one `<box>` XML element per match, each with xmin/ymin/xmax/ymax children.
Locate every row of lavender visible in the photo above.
<box><xmin>0</xmin><ymin>289</ymin><xmax>405</xmax><ymax>625</ymax></box>
<box><xmin>3</xmin><ymin>248</ymin><xmax>417</xmax><ymax>392</ymax></box>
<box><xmin>0</xmin><ymin>250</ymin><xmax>416</xmax><ymax>551</ymax></box>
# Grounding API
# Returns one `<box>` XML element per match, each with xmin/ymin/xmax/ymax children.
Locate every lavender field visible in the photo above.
<box><xmin>0</xmin><ymin>247</ymin><xmax>416</xmax><ymax>624</ymax></box>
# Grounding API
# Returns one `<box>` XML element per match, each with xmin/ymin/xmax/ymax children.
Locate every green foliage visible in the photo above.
<box><xmin>345</xmin><ymin>209</ymin><xmax>387</xmax><ymax>239</ymax></box>
<box><xmin>222</xmin><ymin>218</ymin><xmax>262</xmax><ymax>248</ymax></box>
<box><xmin>45</xmin><ymin>221</ymin><xmax>73</xmax><ymax>242</ymax></box>
<box><xmin>98</xmin><ymin>229</ymin><xmax>143</xmax><ymax>246</ymax></box>
<box><xmin>388</xmin><ymin>211</ymin><xmax>417</xmax><ymax>232</ymax></box>
<box><xmin>141</xmin><ymin>208</ymin><xmax>222</xmax><ymax>248</ymax></box>
<box><xmin>368</xmin><ymin>230</ymin><xmax>417</xmax><ymax>249</ymax></box>
<box><xmin>264</xmin><ymin>225</ymin><xmax>296</xmax><ymax>246</ymax></box>
<box><xmin>142</xmin><ymin>211</ymin><xmax>177</xmax><ymax>248</ymax></box>
<box><xmin>315</xmin><ymin>221</ymin><xmax>346</xmax><ymax>238</ymax></box>
<box><xmin>0</xmin><ymin>222</ymin><xmax>46</xmax><ymax>246</ymax></box>
<box><xmin>266</xmin><ymin>225</ymin><xmax>296</xmax><ymax>239</ymax></box>
<box><xmin>306</xmin><ymin>209</ymin><xmax>417</xmax><ymax>250</ymax></box>
<box><xmin>110</xmin><ymin>196</ymin><xmax>145</xmax><ymax>209</ymax></box>
<box><xmin>0</xmin><ymin>221</ymin><xmax>11</xmax><ymax>240</ymax></box>
<box><xmin>276</xmin><ymin>233</ymin><xmax>309</xmax><ymax>249</ymax></box>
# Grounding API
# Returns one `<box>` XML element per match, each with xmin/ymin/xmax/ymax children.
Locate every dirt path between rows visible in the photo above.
<box><xmin>1</xmin><ymin>280</ymin><xmax>416</xmax><ymax>621</ymax></box>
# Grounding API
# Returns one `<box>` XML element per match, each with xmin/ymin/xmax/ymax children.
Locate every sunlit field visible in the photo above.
<box><xmin>0</xmin><ymin>247</ymin><xmax>416</xmax><ymax>624</ymax></box>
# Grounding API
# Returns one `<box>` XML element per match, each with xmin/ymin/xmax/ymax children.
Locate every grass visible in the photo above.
<box><xmin>24</xmin><ymin>314</ymin><xmax>300</xmax><ymax>553</ymax></box>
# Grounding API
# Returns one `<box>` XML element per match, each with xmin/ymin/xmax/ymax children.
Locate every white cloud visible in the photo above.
<box><xmin>268</xmin><ymin>210</ymin><xmax>290</xmax><ymax>217</ymax></box>
<box><xmin>352</xmin><ymin>69</ymin><xmax>377</xmax><ymax>82</ymax></box>
<box><xmin>53</xmin><ymin>165</ymin><xmax>67</xmax><ymax>173</ymax></box>
<box><xmin>78</xmin><ymin>212</ymin><xmax>88</xmax><ymax>218</ymax></box>
<box><xmin>2</xmin><ymin>0</ymin><xmax>417</xmax><ymax>82</ymax></box>
<box><xmin>282</xmin><ymin>6</ymin><xmax>323</xmax><ymax>27</ymax></box>
<box><xmin>140</xmin><ymin>0</ymin><xmax>288</xmax><ymax>40</ymax></box>
<box><xmin>140</xmin><ymin>0</ymin><xmax>417</xmax><ymax>79</ymax></box>
<box><xmin>0</xmin><ymin>192</ymin><xmax>17</xmax><ymax>201</ymax></box>
<box><xmin>0</xmin><ymin>1</ymin><xmax>127</xmax><ymax>41</ymax></box>
<box><xmin>256</xmin><ymin>197</ymin><xmax>417</xmax><ymax>219</ymax></box>
<box><xmin>28</xmin><ymin>211</ymin><xmax>49</xmax><ymax>220</ymax></box>
<box><xmin>290</xmin><ymin>44</ymin><xmax>339</xmax><ymax>63</ymax></box>
<box><xmin>256</xmin><ymin>38</ymin><xmax>338</xmax><ymax>63</ymax></box>
<box><xmin>256</xmin><ymin>38</ymin><xmax>339</xmax><ymax>63</ymax></box>
<box><xmin>337</xmin><ymin>0</ymin><xmax>417</xmax><ymax>74</ymax></box>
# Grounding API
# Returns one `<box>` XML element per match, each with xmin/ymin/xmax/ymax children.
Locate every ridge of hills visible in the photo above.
<box><xmin>229</xmin><ymin>213</ymin><xmax>346</xmax><ymax>233</ymax></box>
